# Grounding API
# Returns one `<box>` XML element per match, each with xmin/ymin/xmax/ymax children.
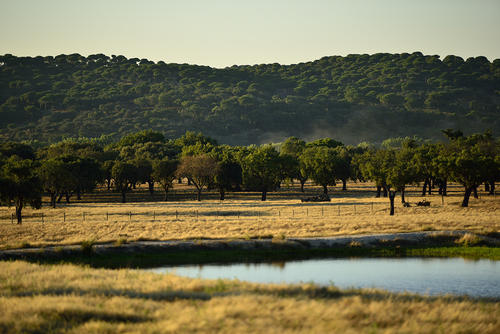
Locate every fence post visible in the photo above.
<box><xmin>371</xmin><ymin>202</ymin><xmax>373</xmax><ymax>213</ymax></box>
<box><xmin>306</xmin><ymin>208</ymin><xmax>308</xmax><ymax>217</ymax></box>
<box><xmin>42</xmin><ymin>213</ymin><xmax>44</xmax><ymax>224</ymax></box>
<box><xmin>11</xmin><ymin>213</ymin><xmax>14</xmax><ymax>224</ymax></box>
<box><xmin>129</xmin><ymin>212</ymin><xmax>131</xmax><ymax>221</ymax></box>
<box><xmin>64</xmin><ymin>212</ymin><xmax>66</xmax><ymax>222</ymax></box>
<box><xmin>176</xmin><ymin>210</ymin><xmax>178</xmax><ymax>220</ymax></box>
<box><xmin>338</xmin><ymin>206</ymin><xmax>340</xmax><ymax>216</ymax></box>
<box><xmin>83</xmin><ymin>212</ymin><xmax>85</xmax><ymax>221</ymax></box>
<box><xmin>106</xmin><ymin>212</ymin><xmax>108</xmax><ymax>221</ymax></box>
<box><xmin>153</xmin><ymin>211</ymin><xmax>155</xmax><ymax>222</ymax></box>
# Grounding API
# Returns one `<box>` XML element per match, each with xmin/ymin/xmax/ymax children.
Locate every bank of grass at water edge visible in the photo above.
<box><xmin>0</xmin><ymin>260</ymin><xmax>498</xmax><ymax>333</ymax></box>
<box><xmin>5</xmin><ymin>244</ymin><xmax>500</xmax><ymax>269</ymax></box>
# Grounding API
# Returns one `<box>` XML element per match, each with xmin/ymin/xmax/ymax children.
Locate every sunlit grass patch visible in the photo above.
<box><xmin>0</xmin><ymin>261</ymin><xmax>498</xmax><ymax>333</ymax></box>
<box><xmin>0</xmin><ymin>182</ymin><xmax>498</xmax><ymax>249</ymax></box>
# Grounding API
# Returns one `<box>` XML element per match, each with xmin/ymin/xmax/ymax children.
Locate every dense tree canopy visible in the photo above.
<box><xmin>1</xmin><ymin>53</ymin><xmax>498</xmax><ymax>145</ymax></box>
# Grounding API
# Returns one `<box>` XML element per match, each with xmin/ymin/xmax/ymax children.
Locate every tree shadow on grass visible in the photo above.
<box><xmin>5</xmin><ymin>287</ymin><xmax>211</xmax><ymax>302</ymax></box>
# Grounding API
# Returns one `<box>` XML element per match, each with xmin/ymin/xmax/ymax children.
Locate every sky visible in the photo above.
<box><xmin>1</xmin><ymin>0</ymin><xmax>499</xmax><ymax>68</ymax></box>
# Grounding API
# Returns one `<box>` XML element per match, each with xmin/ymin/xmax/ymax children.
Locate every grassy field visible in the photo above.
<box><xmin>0</xmin><ymin>260</ymin><xmax>498</xmax><ymax>333</ymax></box>
<box><xmin>0</xmin><ymin>181</ymin><xmax>498</xmax><ymax>249</ymax></box>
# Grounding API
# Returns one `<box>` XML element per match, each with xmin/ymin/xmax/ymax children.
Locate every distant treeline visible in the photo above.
<box><xmin>0</xmin><ymin>129</ymin><xmax>498</xmax><ymax>223</ymax></box>
<box><xmin>0</xmin><ymin>52</ymin><xmax>499</xmax><ymax>144</ymax></box>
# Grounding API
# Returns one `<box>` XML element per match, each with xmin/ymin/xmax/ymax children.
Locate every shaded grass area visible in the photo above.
<box><xmin>11</xmin><ymin>245</ymin><xmax>500</xmax><ymax>269</ymax></box>
<box><xmin>0</xmin><ymin>261</ymin><xmax>499</xmax><ymax>334</ymax></box>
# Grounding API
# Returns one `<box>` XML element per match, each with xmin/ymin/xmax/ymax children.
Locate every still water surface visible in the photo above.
<box><xmin>149</xmin><ymin>258</ymin><xmax>500</xmax><ymax>298</ymax></box>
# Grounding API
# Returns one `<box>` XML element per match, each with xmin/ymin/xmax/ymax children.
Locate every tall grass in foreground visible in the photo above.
<box><xmin>0</xmin><ymin>261</ymin><xmax>498</xmax><ymax>333</ymax></box>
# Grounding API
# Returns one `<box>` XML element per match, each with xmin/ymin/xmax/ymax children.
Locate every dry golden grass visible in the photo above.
<box><xmin>0</xmin><ymin>182</ymin><xmax>498</xmax><ymax>249</ymax></box>
<box><xmin>0</xmin><ymin>261</ymin><xmax>498</xmax><ymax>333</ymax></box>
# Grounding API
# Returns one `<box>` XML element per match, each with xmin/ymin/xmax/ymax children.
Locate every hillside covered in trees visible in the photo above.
<box><xmin>0</xmin><ymin>52</ymin><xmax>499</xmax><ymax>145</ymax></box>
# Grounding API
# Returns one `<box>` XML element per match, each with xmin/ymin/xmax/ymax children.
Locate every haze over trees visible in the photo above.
<box><xmin>0</xmin><ymin>53</ymin><xmax>498</xmax><ymax>145</ymax></box>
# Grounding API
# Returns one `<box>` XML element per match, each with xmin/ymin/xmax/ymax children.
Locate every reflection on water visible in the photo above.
<box><xmin>148</xmin><ymin>257</ymin><xmax>500</xmax><ymax>298</ymax></box>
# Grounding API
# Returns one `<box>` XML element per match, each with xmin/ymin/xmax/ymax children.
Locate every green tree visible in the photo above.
<box><xmin>134</xmin><ymin>158</ymin><xmax>154</xmax><ymax>195</ymax></box>
<box><xmin>241</xmin><ymin>146</ymin><xmax>283</xmax><ymax>201</ymax></box>
<box><xmin>299</xmin><ymin>146</ymin><xmax>339</xmax><ymax>195</ymax></box>
<box><xmin>443</xmin><ymin>134</ymin><xmax>499</xmax><ymax>207</ymax></box>
<box><xmin>38</xmin><ymin>159</ymin><xmax>75</xmax><ymax>208</ymax></box>
<box><xmin>112</xmin><ymin>161</ymin><xmax>137</xmax><ymax>203</ymax></box>
<box><xmin>152</xmin><ymin>159</ymin><xmax>179</xmax><ymax>201</ymax></box>
<box><xmin>176</xmin><ymin>154</ymin><xmax>219</xmax><ymax>201</ymax></box>
<box><xmin>280</xmin><ymin>137</ymin><xmax>308</xmax><ymax>191</ymax></box>
<box><xmin>0</xmin><ymin>157</ymin><xmax>42</xmax><ymax>224</ymax></box>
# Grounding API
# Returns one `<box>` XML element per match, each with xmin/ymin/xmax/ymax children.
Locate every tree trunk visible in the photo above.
<box><xmin>323</xmin><ymin>185</ymin><xmax>328</xmax><ymax>195</ymax></box>
<box><xmin>219</xmin><ymin>188</ymin><xmax>225</xmax><ymax>201</ymax></box>
<box><xmin>163</xmin><ymin>186</ymin><xmax>169</xmax><ymax>201</ymax></box>
<box><xmin>76</xmin><ymin>188</ymin><xmax>82</xmax><ymax>200</ymax></box>
<box><xmin>376</xmin><ymin>185</ymin><xmax>381</xmax><ymax>198</ymax></box>
<box><xmin>197</xmin><ymin>188</ymin><xmax>201</xmax><ymax>201</ymax></box>
<box><xmin>383</xmin><ymin>186</ymin><xmax>388</xmax><ymax>198</ymax></box>
<box><xmin>300</xmin><ymin>179</ymin><xmax>305</xmax><ymax>192</ymax></box>
<box><xmin>65</xmin><ymin>193</ymin><xmax>71</xmax><ymax>203</ymax></box>
<box><xmin>401</xmin><ymin>186</ymin><xmax>406</xmax><ymax>203</ymax></box>
<box><xmin>489</xmin><ymin>182</ymin><xmax>495</xmax><ymax>195</ymax></box>
<box><xmin>342</xmin><ymin>179</ymin><xmax>347</xmax><ymax>191</ymax></box>
<box><xmin>473</xmin><ymin>186</ymin><xmax>478</xmax><ymax>199</ymax></box>
<box><xmin>442</xmin><ymin>179</ymin><xmax>447</xmax><ymax>196</ymax></box>
<box><xmin>178</xmin><ymin>178</ymin><xmax>182</xmax><ymax>184</ymax></box>
<box><xmin>16</xmin><ymin>200</ymin><xmax>23</xmax><ymax>224</ymax></box>
<box><xmin>188</xmin><ymin>179</ymin><xmax>192</xmax><ymax>186</ymax></box>
<box><xmin>57</xmin><ymin>193</ymin><xmax>64</xmax><ymax>203</ymax></box>
<box><xmin>485</xmin><ymin>183</ymin><xmax>490</xmax><ymax>192</ymax></box>
<box><xmin>148</xmin><ymin>181</ymin><xmax>154</xmax><ymax>195</ymax></box>
<box><xmin>50</xmin><ymin>192</ymin><xmax>57</xmax><ymax>208</ymax></box>
<box><xmin>422</xmin><ymin>179</ymin><xmax>427</xmax><ymax>196</ymax></box>
<box><xmin>389</xmin><ymin>191</ymin><xmax>396</xmax><ymax>216</ymax></box>
<box><xmin>427</xmin><ymin>179</ymin><xmax>432</xmax><ymax>195</ymax></box>
<box><xmin>121</xmin><ymin>189</ymin><xmax>126</xmax><ymax>203</ymax></box>
<box><xmin>461</xmin><ymin>186</ymin><xmax>473</xmax><ymax>207</ymax></box>
<box><xmin>261</xmin><ymin>190</ymin><xmax>267</xmax><ymax>201</ymax></box>
<box><xmin>107</xmin><ymin>179</ymin><xmax>111</xmax><ymax>191</ymax></box>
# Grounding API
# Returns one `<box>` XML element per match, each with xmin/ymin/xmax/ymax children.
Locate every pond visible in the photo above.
<box><xmin>148</xmin><ymin>257</ymin><xmax>500</xmax><ymax>298</ymax></box>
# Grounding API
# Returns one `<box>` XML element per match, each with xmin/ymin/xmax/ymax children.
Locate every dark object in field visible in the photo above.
<box><xmin>403</xmin><ymin>202</ymin><xmax>411</xmax><ymax>207</ymax></box>
<box><xmin>417</xmin><ymin>200</ymin><xmax>430</xmax><ymax>207</ymax></box>
<box><xmin>301</xmin><ymin>194</ymin><xmax>331</xmax><ymax>202</ymax></box>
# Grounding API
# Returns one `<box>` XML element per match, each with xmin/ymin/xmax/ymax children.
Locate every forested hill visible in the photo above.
<box><xmin>1</xmin><ymin>52</ymin><xmax>499</xmax><ymax>145</ymax></box>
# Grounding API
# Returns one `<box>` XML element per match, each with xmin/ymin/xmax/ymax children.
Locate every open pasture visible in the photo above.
<box><xmin>0</xmin><ymin>260</ymin><xmax>499</xmax><ymax>333</ymax></box>
<box><xmin>0</xmin><ymin>181</ymin><xmax>498</xmax><ymax>249</ymax></box>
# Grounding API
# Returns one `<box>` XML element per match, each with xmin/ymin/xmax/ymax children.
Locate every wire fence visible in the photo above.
<box><xmin>1</xmin><ymin>201</ymin><xmax>457</xmax><ymax>225</ymax></box>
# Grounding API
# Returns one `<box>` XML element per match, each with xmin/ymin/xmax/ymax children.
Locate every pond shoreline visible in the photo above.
<box><xmin>1</xmin><ymin>230</ymin><xmax>499</xmax><ymax>267</ymax></box>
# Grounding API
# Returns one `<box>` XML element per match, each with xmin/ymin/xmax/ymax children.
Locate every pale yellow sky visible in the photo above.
<box><xmin>1</xmin><ymin>0</ymin><xmax>499</xmax><ymax>67</ymax></box>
